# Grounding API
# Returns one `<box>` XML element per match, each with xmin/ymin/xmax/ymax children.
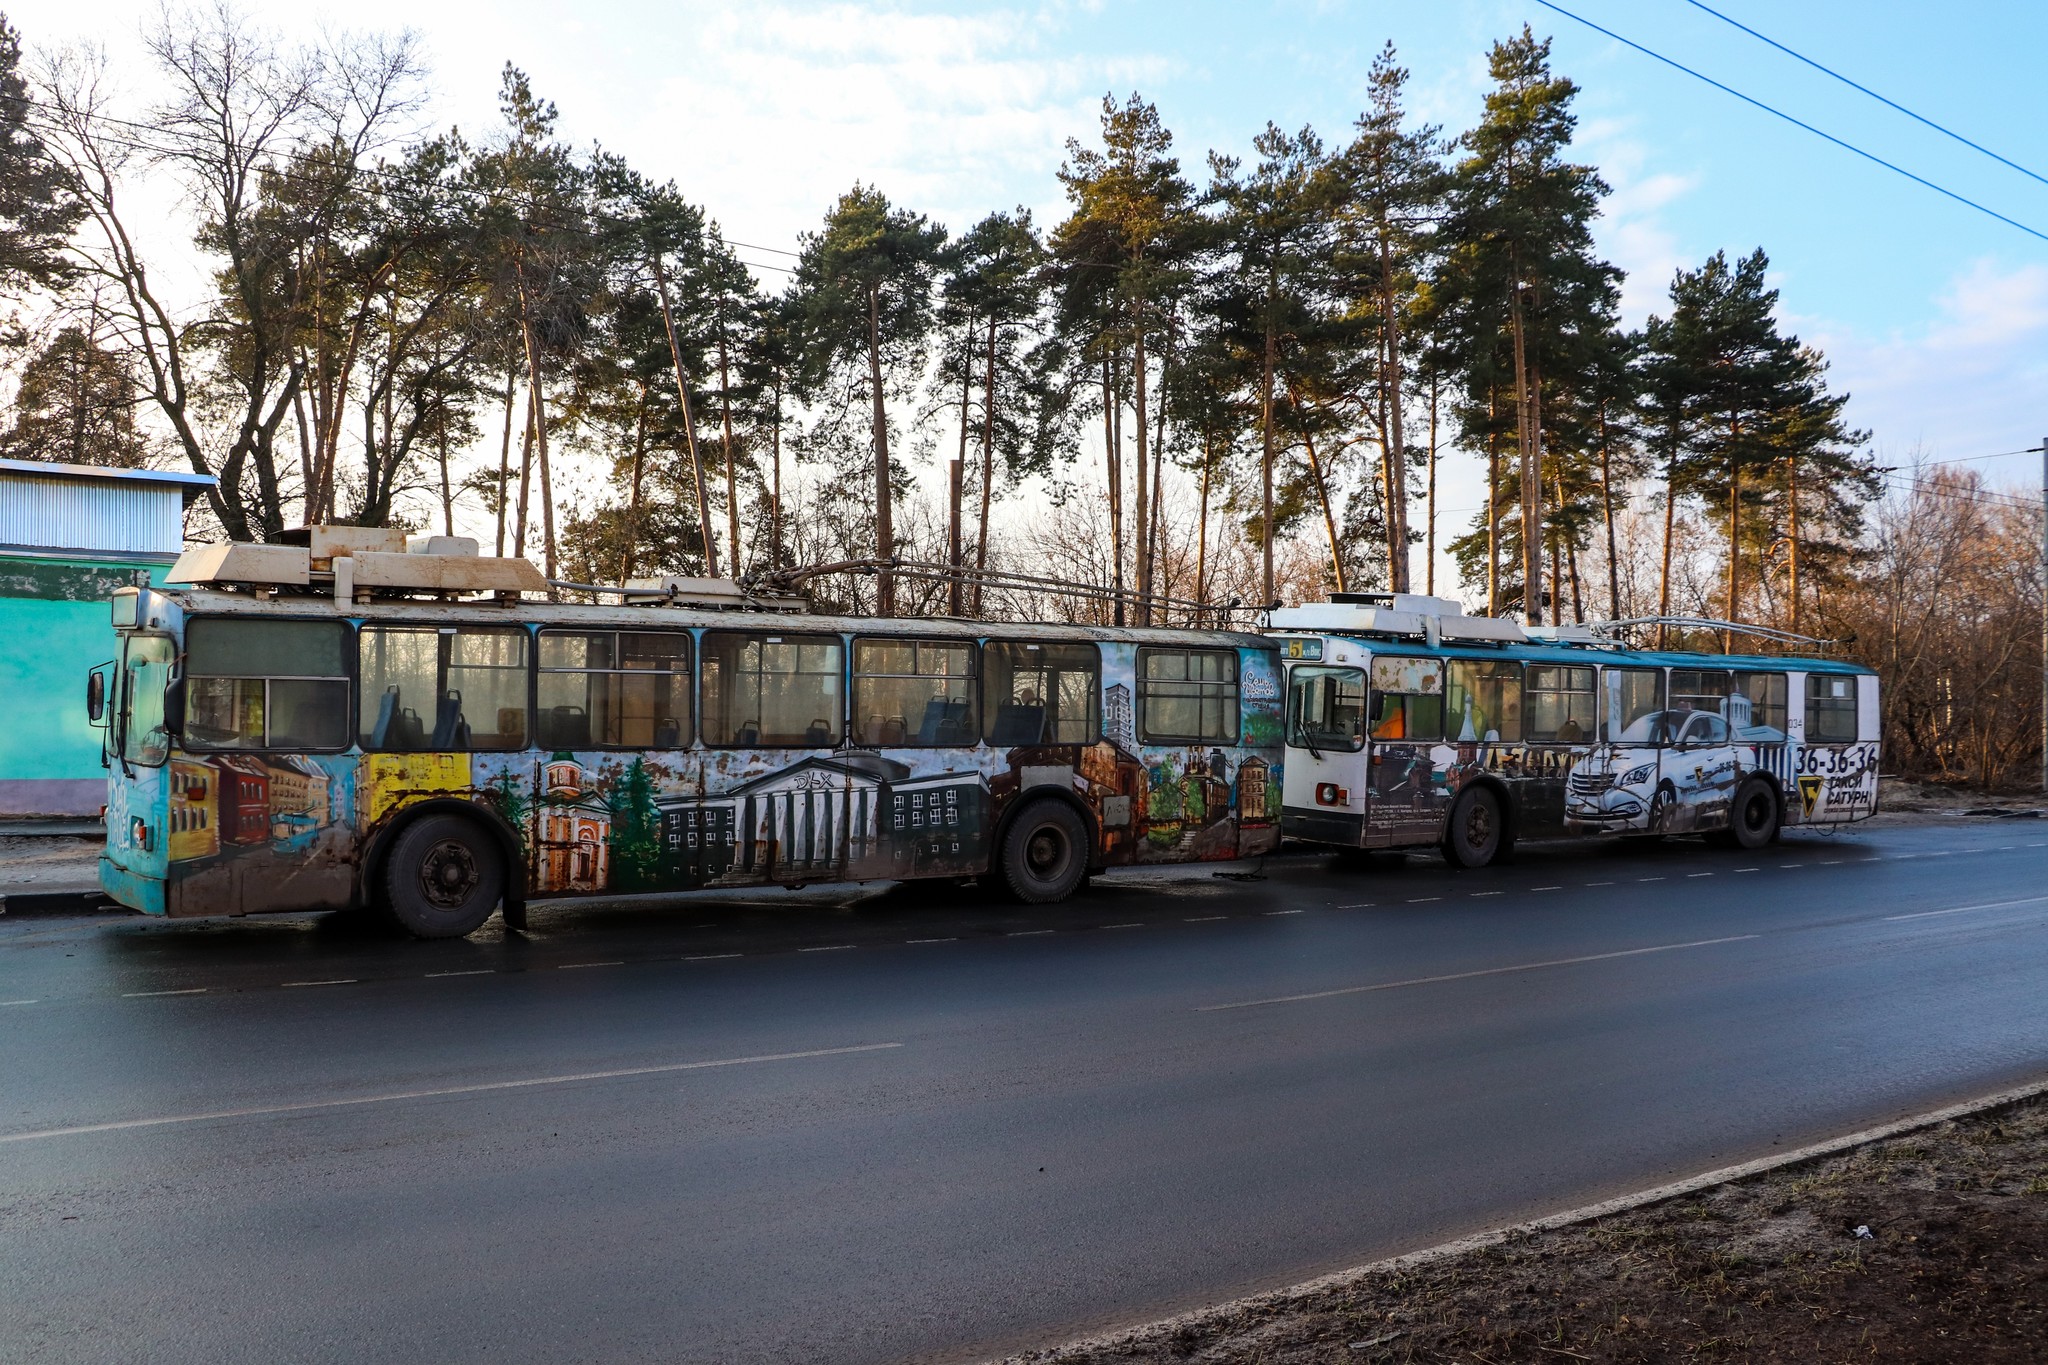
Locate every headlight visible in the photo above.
<box><xmin>1621</xmin><ymin>764</ymin><xmax>1654</xmax><ymax>786</ymax></box>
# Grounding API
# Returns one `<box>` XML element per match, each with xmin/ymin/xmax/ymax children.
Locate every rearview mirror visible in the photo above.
<box><xmin>163</xmin><ymin>678</ymin><xmax>186</xmax><ymax>736</ymax></box>
<box><xmin>85</xmin><ymin>666</ymin><xmax>108</xmax><ymax>724</ymax></box>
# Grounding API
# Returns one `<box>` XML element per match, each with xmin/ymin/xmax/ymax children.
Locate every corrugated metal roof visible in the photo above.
<box><xmin>0</xmin><ymin>460</ymin><xmax>214</xmax><ymax>560</ymax></box>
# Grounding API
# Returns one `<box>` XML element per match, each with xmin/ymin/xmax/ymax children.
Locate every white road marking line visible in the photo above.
<box><xmin>1470</xmin><ymin>891</ymin><xmax>1502</xmax><ymax>897</ymax></box>
<box><xmin>1585</xmin><ymin>881</ymin><xmax>1615</xmax><ymax>886</ymax></box>
<box><xmin>1927</xmin><ymin>851</ymin><xmax>1953</xmax><ymax>857</ymax></box>
<box><xmin>2030</xmin><ymin>842</ymin><xmax>2047</xmax><ymax>847</ymax></box>
<box><xmin>1996</xmin><ymin>845</ymin><xmax>2018</xmax><ymax>850</ymax></box>
<box><xmin>1263</xmin><ymin>909</ymin><xmax>1304</xmax><ymax>916</ymax></box>
<box><xmin>1734</xmin><ymin>867</ymin><xmax>1758</xmax><ymax>873</ymax></box>
<box><xmin>684</xmin><ymin>953</ymin><xmax>741</xmax><ymax>961</ymax></box>
<box><xmin>1532</xmin><ymin>886</ymin><xmax>1562</xmax><ymax>891</ymax></box>
<box><xmin>1893</xmin><ymin>854</ymin><xmax>1918</xmax><ymax>860</ymax></box>
<box><xmin>1007</xmin><ymin>930</ymin><xmax>1054</xmax><ymax>937</ymax></box>
<box><xmin>1820</xmin><ymin>859</ymin><xmax>1845</xmax><ymax>865</ymax></box>
<box><xmin>1</xmin><ymin>999</ymin><xmax>39</xmax><ymax>1006</ymax></box>
<box><xmin>1781</xmin><ymin>863</ymin><xmax>1804</xmax><ymax>868</ymax></box>
<box><xmin>1884</xmin><ymin>895</ymin><xmax>2048</xmax><ymax>923</ymax></box>
<box><xmin>1185</xmin><ymin>915</ymin><xmax>1228</xmax><ymax>922</ymax></box>
<box><xmin>1336</xmin><ymin>903</ymin><xmax>1375</xmax><ymax>909</ymax></box>
<box><xmin>906</xmin><ymin>937</ymin><xmax>957</xmax><ymax>944</ymax></box>
<box><xmin>557</xmin><ymin>961</ymin><xmax>624</xmax><ymax>970</ymax></box>
<box><xmin>1638</xmin><ymin>877</ymin><xmax>1666</xmax><ymax>882</ymax></box>
<box><xmin>0</xmin><ymin>1042</ymin><xmax>906</xmax><ymax>1145</ymax></box>
<box><xmin>1407</xmin><ymin>896</ymin><xmax>1441</xmax><ymax>903</ymax></box>
<box><xmin>121</xmin><ymin>988</ymin><xmax>207</xmax><ymax>997</ymax></box>
<box><xmin>798</xmin><ymin>944</ymin><xmax>856</xmax><ymax>952</ymax></box>
<box><xmin>1198</xmin><ymin>935</ymin><xmax>1761</xmax><ymax>1013</ymax></box>
<box><xmin>1686</xmin><ymin>873</ymin><xmax>1714</xmax><ymax>879</ymax></box>
<box><xmin>1103</xmin><ymin>922</ymin><xmax>1145</xmax><ymax>929</ymax></box>
<box><xmin>425</xmin><ymin>970</ymin><xmax>492</xmax><ymax>978</ymax></box>
<box><xmin>282</xmin><ymin>979</ymin><xmax>356</xmax><ymax>987</ymax></box>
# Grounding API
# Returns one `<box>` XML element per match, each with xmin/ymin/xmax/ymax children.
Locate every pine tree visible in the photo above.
<box><xmin>0</xmin><ymin>16</ymin><xmax>77</xmax><ymax>304</ymax></box>
<box><xmin>2</xmin><ymin>323</ymin><xmax>150</xmax><ymax>466</ymax></box>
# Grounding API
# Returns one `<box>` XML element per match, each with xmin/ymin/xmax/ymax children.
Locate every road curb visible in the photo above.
<box><xmin>990</xmin><ymin>1074</ymin><xmax>2048</xmax><ymax>1364</ymax></box>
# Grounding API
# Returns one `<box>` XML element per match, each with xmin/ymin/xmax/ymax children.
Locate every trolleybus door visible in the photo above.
<box><xmin>1281</xmin><ymin>663</ymin><xmax>1369</xmax><ymax>846</ymax></box>
<box><xmin>1363</xmin><ymin>656</ymin><xmax>1448</xmax><ymax>847</ymax></box>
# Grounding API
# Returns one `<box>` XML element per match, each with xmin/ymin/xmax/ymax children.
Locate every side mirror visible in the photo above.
<box><xmin>86</xmin><ymin>666</ymin><xmax>108</xmax><ymax>724</ymax></box>
<box><xmin>163</xmin><ymin>678</ymin><xmax>186</xmax><ymax>736</ymax></box>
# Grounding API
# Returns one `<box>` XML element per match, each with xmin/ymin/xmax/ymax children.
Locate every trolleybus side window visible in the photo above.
<box><xmin>1602</xmin><ymin>667</ymin><xmax>1669</xmax><ymax>744</ymax></box>
<box><xmin>1670</xmin><ymin>669</ymin><xmax>1733</xmax><ymax>720</ymax></box>
<box><xmin>1137</xmin><ymin>647</ymin><xmax>1239</xmax><ymax>744</ymax></box>
<box><xmin>1805</xmin><ymin>673</ymin><xmax>1858</xmax><ymax>742</ymax></box>
<box><xmin>185</xmin><ymin>618</ymin><xmax>351</xmax><ymax>751</ymax></box>
<box><xmin>119</xmin><ymin>634</ymin><xmax>175</xmax><ymax>767</ymax></box>
<box><xmin>702</xmin><ymin>632</ymin><xmax>844</xmax><ymax>747</ymax></box>
<box><xmin>1527</xmin><ymin>664</ymin><xmax>1595</xmax><ymax>742</ymax></box>
<box><xmin>1368</xmin><ymin>656</ymin><xmax>1444</xmax><ymax>742</ymax></box>
<box><xmin>359</xmin><ymin>625</ymin><xmax>529</xmax><ymax>751</ymax></box>
<box><xmin>1732</xmin><ymin>671</ymin><xmax>1788</xmax><ymax>739</ymax></box>
<box><xmin>1446</xmin><ymin>659</ymin><xmax>1521</xmax><ymax>742</ymax></box>
<box><xmin>537</xmin><ymin>630</ymin><xmax>692</xmax><ymax>750</ymax></box>
<box><xmin>853</xmin><ymin>638</ymin><xmax>976</xmax><ymax>746</ymax></box>
<box><xmin>1287</xmin><ymin>665</ymin><xmax>1365</xmax><ymax>752</ymax></box>
<box><xmin>982</xmin><ymin>641</ymin><xmax>1099</xmax><ymax>746</ymax></box>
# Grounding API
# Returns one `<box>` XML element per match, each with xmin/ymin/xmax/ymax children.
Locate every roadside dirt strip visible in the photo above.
<box><xmin>998</xmin><ymin>1079</ymin><xmax>2048</xmax><ymax>1364</ymax></box>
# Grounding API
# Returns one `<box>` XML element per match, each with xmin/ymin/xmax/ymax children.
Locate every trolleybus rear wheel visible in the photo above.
<box><xmin>998</xmin><ymin>799</ymin><xmax>1089</xmax><ymax>904</ymax></box>
<box><xmin>382</xmin><ymin>814</ymin><xmax>506</xmax><ymax>939</ymax></box>
<box><xmin>1442</xmin><ymin>786</ymin><xmax>1504</xmax><ymax>869</ymax></box>
<box><xmin>1726</xmin><ymin>777</ymin><xmax>1781</xmax><ymax>850</ymax></box>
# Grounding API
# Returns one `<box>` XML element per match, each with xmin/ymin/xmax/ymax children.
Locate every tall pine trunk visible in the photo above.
<box><xmin>950</xmin><ymin>326</ymin><xmax>971</xmax><ymax>616</ymax></box>
<box><xmin>866</xmin><ymin>283</ymin><xmax>895</xmax><ymax>614</ymax></box>
<box><xmin>1300</xmin><ymin>420</ymin><xmax>1347</xmax><ymax>594</ymax></box>
<box><xmin>621</xmin><ymin>393</ymin><xmax>649</xmax><ymax>583</ymax></box>
<box><xmin>1507</xmin><ymin>270</ymin><xmax>1543</xmax><ymax>624</ymax></box>
<box><xmin>1196</xmin><ymin>434</ymin><xmax>1212</xmax><ymax>623</ymax></box>
<box><xmin>974</xmin><ymin>314</ymin><xmax>998</xmax><ymax>617</ymax></box>
<box><xmin>1132</xmin><ymin>307</ymin><xmax>1151</xmax><ymax>625</ymax></box>
<box><xmin>1102</xmin><ymin>351</ymin><xmax>1124</xmax><ymax>626</ymax></box>
<box><xmin>1260</xmin><ymin>277</ymin><xmax>1278</xmax><ymax>607</ymax></box>
<box><xmin>1599</xmin><ymin>402</ymin><xmax>1621</xmax><ymax>621</ymax></box>
<box><xmin>1485</xmin><ymin>387</ymin><xmax>1501</xmax><ymax>616</ymax></box>
<box><xmin>1379</xmin><ymin>236</ymin><xmax>1410</xmax><ymax>592</ymax></box>
<box><xmin>494</xmin><ymin>370</ymin><xmax>515</xmax><ymax>557</ymax></box>
<box><xmin>1425</xmin><ymin>364</ymin><xmax>1439</xmax><ymax>597</ymax></box>
<box><xmin>1786</xmin><ymin>452</ymin><xmax>1801</xmax><ymax>635</ymax></box>
<box><xmin>652</xmin><ymin>255</ymin><xmax>718</xmax><ymax>578</ymax></box>
<box><xmin>718</xmin><ymin>321</ymin><xmax>740</xmax><ymax>575</ymax></box>
<box><xmin>1657</xmin><ymin>449</ymin><xmax>1678</xmax><ymax>650</ymax></box>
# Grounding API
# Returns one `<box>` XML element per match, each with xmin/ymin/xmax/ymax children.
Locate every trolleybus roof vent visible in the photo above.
<box><xmin>167</xmin><ymin>526</ymin><xmax>550</xmax><ymax>599</ymax></box>
<box><xmin>1269</xmin><ymin>595</ymin><xmax>1525</xmax><ymax>644</ymax></box>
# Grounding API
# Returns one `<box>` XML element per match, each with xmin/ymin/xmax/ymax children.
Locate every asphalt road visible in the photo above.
<box><xmin>5</xmin><ymin>818</ymin><xmax>2048</xmax><ymax>1364</ymax></box>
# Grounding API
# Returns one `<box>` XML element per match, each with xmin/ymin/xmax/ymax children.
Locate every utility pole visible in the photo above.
<box><xmin>2040</xmin><ymin>437</ymin><xmax>2047</xmax><ymax>794</ymax></box>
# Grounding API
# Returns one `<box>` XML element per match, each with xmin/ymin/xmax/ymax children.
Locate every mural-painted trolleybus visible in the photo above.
<box><xmin>1272</xmin><ymin>594</ymin><xmax>1879</xmax><ymax>866</ymax></box>
<box><xmin>92</xmin><ymin>529</ymin><xmax>1284</xmax><ymax>937</ymax></box>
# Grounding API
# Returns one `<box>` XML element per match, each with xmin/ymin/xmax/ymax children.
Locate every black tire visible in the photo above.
<box><xmin>381</xmin><ymin>813</ymin><xmax>506</xmax><ymax>939</ymax></box>
<box><xmin>1649</xmin><ymin>782</ymin><xmax>1677</xmax><ymax>834</ymax></box>
<box><xmin>1441</xmin><ymin>786</ymin><xmax>1504</xmax><ymax>869</ymax></box>
<box><xmin>1727</xmin><ymin>777</ymin><xmax>1781</xmax><ymax>850</ymax></box>
<box><xmin>998</xmin><ymin>799</ymin><xmax>1090</xmax><ymax>904</ymax></box>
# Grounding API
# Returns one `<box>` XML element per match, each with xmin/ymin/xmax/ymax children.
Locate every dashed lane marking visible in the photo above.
<box><xmin>1781</xmin><ymin>863</ymin><xmax>1804</xmax><ymax>868</ymax></box>
<box><xmin>1734</xmin><ymin>868</ymin><xmax>1758</xmax><ymax>873</ymax></box>
<box><xmin>1884</xmin><ymin>895</ymin><xmax>2048</xmax><ymax>923</ymax></box>
<box><xmin>798</xmin><ymin>944</ymin><xmax>856</xmax><ymax>952</ymax></box>
<box><xmin>684</xmin><ymin>953</ymin><xmax>742</xmax><ymax>961</ymax></box>
<box><xmin>122</xmin><ymin>988</ymin><xmax>207</xmax><ymax>997</ymax></box>
<box><xmin>425</xmin><ymin>970</ymin><xmax>492</xmax><ymax>978</ymax></box>
<box><xmin>1198</xmin><ymin>935</ymin><xmax>1760</xmax><ymax>1013</ymax></box>
<box><xmin>1336</xmin><ymin>903</ymin><xmax>1375</xmax><ymax>909</ymax></box>
<box><xmin>1470</xmin><ymin>891</ymin><xmax>1502</xmax><ymax>897</ymax></box>
<box><xmin>1638</xmin><ymin>877</ymin><xmax>1667</xmax><ymax>882</ymax></box>
<box><xmin>1686</xmin><ymin>873</ymin><xmax>1714</xmax><ymax>879</ymax></box>
<box><xmin>0</xmin><ymin>1042</ymin><xmax>907</xmax><ymax>1145</ymax></box>
<box><xmin>1103</xmin><ymin>922</ymin><xmax>1145</xmax><ymax>929</ymax></box>
<box><xmin>1185</xmin><ymin>915</ymin><xmax>1228</xmax><ymax>922</ymax></box>
<box><xmin>1532</xmin><ymin>886</ymin><xmax>1562</xmax><ymax>891</ymax></box>
<box><xmin>557</xmin><ymin>961</ymin><xmax>624</xmax><ymax>970</ymax></box>
<box><xmin>906</xmin><ymin>937</ymin><xmax>957</xmax><ymax>944</ymax></box>
<box><xmin>282</xmin><ymin>979</ymin><xmax>356</xmax><ymax>988</ymax></box>
<box><xmin>1820</xmin><ymin>860</ymin><xmax>1845</xmax><ymax>865</ymax></box>
<box><xmin>1006</xmin><ymin>930</ymin><xmax>1054</xmax><ymax>937</ymax></box>
<box><xmin>1263</xmin><ymin>909</ymin><xmax>1304</xmax><ymax>916</ymax></box>
<box><xmin>1585</xmin><ymin>881</ymin><xmax>1615</xmax><ymax>886</ymax></box>
<box><xmin>1</xmin><ymin>999</ymin><xmax>39</xmax><ymax>1006</ymax></box>
<box><xmin>1407</xmin><ymin>897</ymin><xmax>1442</xmax><ymax>903</ymax></box>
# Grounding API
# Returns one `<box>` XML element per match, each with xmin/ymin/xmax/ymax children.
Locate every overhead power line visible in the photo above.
<box><xmin>1532</xmin><ymin>0</ymin><xmax>2048</xmax><ymax>245</ymax></box>
<box><xmin>1683</xmin><ymin>0</ymin><xmax>2048</xmax><ymax>190</ymax></box>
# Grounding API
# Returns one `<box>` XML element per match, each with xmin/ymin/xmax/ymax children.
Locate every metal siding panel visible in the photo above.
<box><xmin>0</xmin><ymin>473</ymin><xmax>184</xmax><ymax>556</ymax></box>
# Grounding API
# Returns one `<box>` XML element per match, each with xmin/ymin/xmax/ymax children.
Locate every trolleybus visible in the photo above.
<box><xmin>1273</xmin><ymin>594</ymin><xmax>1879</xmax><ymax>865</ymax></box>
<box><xmin>90</xmin><ymin>530</ymin><xmax>1284</xmax><ymax>937</ymax></box>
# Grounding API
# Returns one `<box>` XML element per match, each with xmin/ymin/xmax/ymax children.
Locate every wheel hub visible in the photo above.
<box><xmin>1026</xmin><ymin>827</ymin><xmax>1065</xmax><ymax>876</ymax></box>
<box><xmin>419</xmin><ymin>839</ymin><xmax>480</xmax><ymax>908</ymax></box>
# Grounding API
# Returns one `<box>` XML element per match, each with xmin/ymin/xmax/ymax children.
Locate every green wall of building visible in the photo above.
<box><xmin>0</xmin><ymin>555</ymin><xmax>162</xmax><ymax>817</ymax></box>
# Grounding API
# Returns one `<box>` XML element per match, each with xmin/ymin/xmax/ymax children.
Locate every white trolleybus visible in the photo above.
<box><xmin>91</xmin><ymin>529</ymin><xmax>1284</xmax><ymax>937</ymax></box>
<box><xmin>1271</xmin><ymin>594</ymin><xmax>1879</xmax><ymax>866</ymax></box>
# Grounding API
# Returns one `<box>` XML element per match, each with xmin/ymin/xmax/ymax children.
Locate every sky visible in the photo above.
<box><xmin>12</xmin><ymin>0</ymin><xmax>2046</xmax><ymax>592</ymax></box>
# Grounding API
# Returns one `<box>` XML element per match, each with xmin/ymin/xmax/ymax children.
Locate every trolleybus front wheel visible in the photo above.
<box><xmin>998</xmin><ymin>799</ymin><xmax>1089</xmax><ymax>904</ymax></box>
<box><xmin>381</xmin><ymin>813</ymin><xmax>507</xmax><ymax>939</ymax></box>
<box><xmin>1441</xmin><ymin>786</ymin><xmax>1505</xmax><ymax>869</ymax></box>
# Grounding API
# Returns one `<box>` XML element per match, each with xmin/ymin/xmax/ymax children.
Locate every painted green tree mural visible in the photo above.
<box><xmin>609</xmin><ymin>758</ymin><xmax>663</xmax><ymax>891</ymax></box>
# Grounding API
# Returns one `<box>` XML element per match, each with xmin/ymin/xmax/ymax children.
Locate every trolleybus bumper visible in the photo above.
<box><xmin>99</xmin><ymin>857</ymin><xmax>165</xmax><ymax>916</ymax></box>
<box><xmin>1281</xmin><ymin>806</ymin><xmax>1365</xmax><ymax>846</ymax></box>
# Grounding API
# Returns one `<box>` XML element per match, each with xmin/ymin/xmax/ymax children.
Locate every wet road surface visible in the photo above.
<box><xmin>5</xmin><ymin>819</ymin><xmax>2048</xmax><ymax>1363</ymax></box>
